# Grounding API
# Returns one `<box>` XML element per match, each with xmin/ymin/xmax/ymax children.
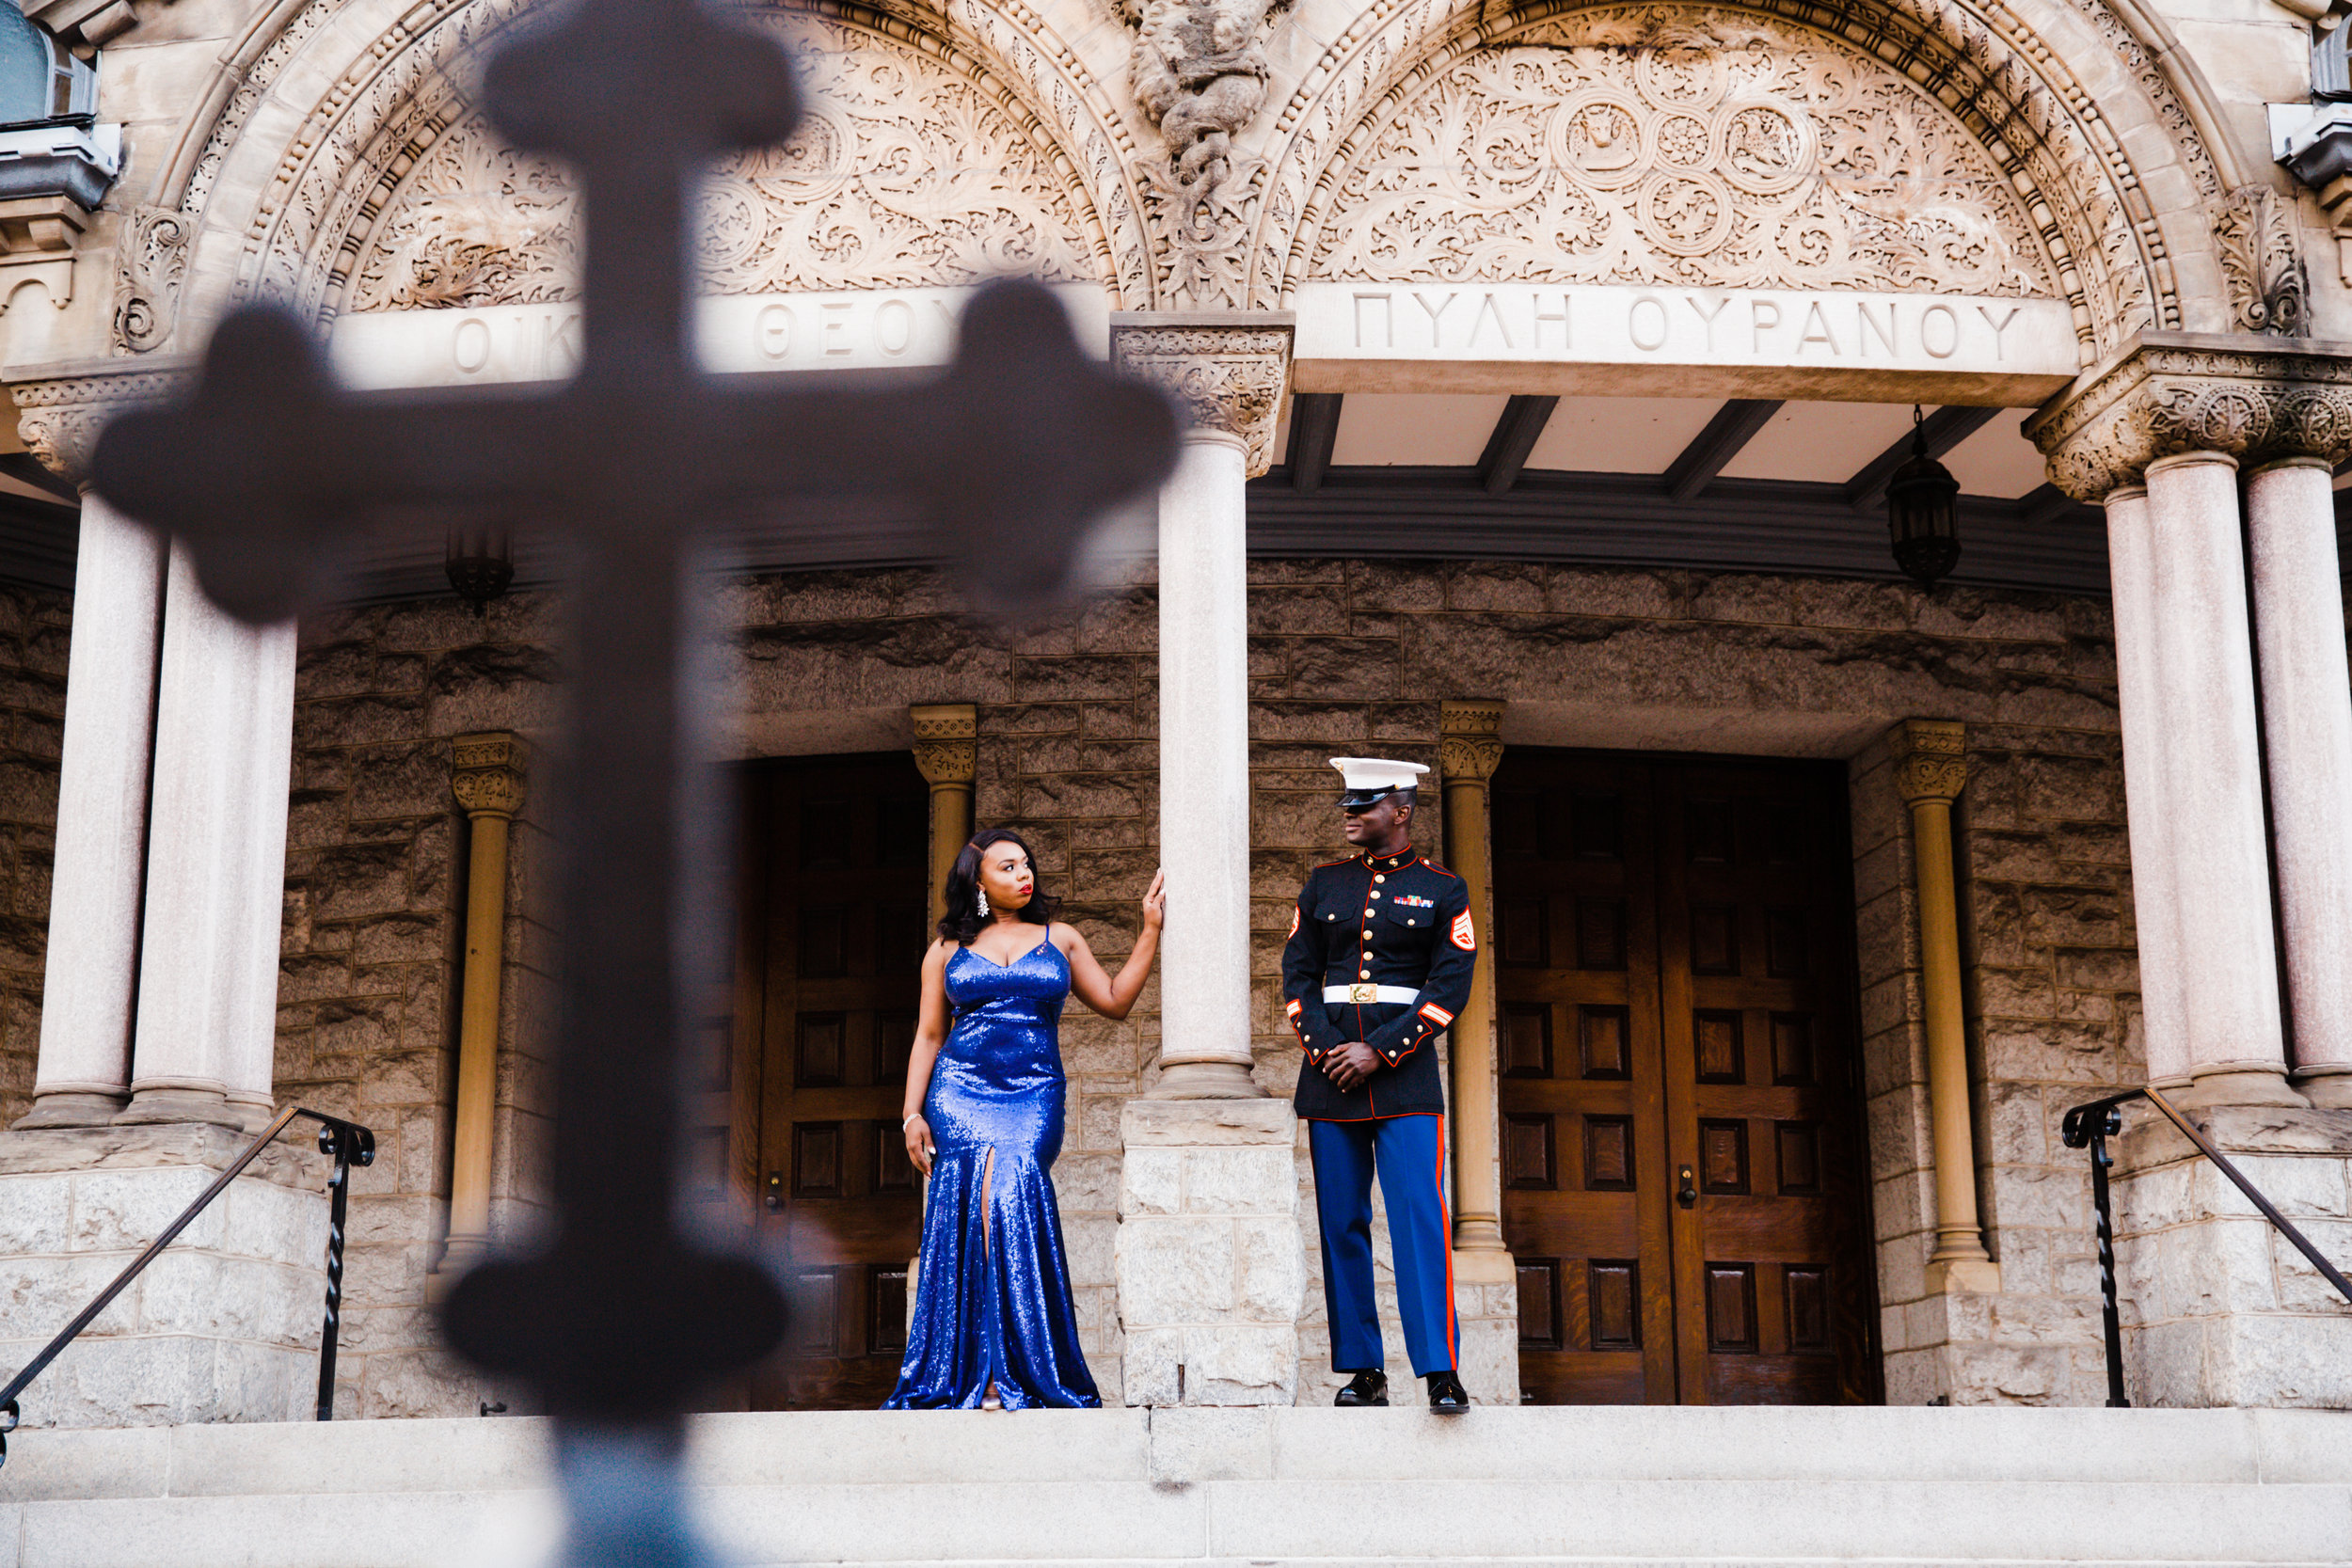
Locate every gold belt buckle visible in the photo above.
<box><xmin>1348</xmin><ymin>983</ymin><xmax>1378</xmax><ymax>1004</ymax></box>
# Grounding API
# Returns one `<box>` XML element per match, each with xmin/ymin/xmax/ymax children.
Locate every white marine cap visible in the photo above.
<box><xmin>1330</xmin><ymin>756</ymin><xmax>1430</xmax><ymax>808</ymax></box>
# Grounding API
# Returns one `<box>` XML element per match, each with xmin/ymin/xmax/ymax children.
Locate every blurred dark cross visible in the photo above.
<box><xmin>90</xmin><ymin>0</ymin><xmax>1176</xmax><ymax>1557</ymax></box>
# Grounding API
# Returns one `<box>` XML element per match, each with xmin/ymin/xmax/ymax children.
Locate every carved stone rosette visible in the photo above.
<box><xmin>1891</xmin><ymin>720</ymin><xmax>1968</xmax><ymax>806</ymax></box>
<box><xmin>452</xmin><ymin>732</ymin><xmax>529</xmax><ymax>818</ymax></box>
<box><xmin>2026</xmin><ymin>333</ymin><xmax>2352</xmax><ymax>502</ymax></box>
<box><xmin>910</xmin><ymin>703</ymin><xmax>978</xmax><ymax>788</ymax></box>
<box><xmin>9</xmin><ymin>357</ymin><xmax>194</xmax><ymax>485</ymax></box>
<box><xmin>1440</xmin><ymin>699</ymin><xmax>1506</xmax><ymax>786</ymax></box>
<box><xmin>1108</xmin><ymin>312</ymin><xmax>1293</xmax><ymax>478</ymax></box>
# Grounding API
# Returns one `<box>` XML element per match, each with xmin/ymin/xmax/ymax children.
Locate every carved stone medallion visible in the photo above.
<box><xmin>349</xmin><ymin>12</ymin><xmax>1099</xmax><ymax>311</ymax></box>
<box><xmin>1307</xmin><ymin>6</ymin><xmax>2058</xmax><ymax>302</ymax></box>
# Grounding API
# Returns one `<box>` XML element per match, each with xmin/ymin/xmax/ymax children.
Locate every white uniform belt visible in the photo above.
<box><xmin>1324</xmin><ymin>984</ymin><xmax>1421</xmax><ymax>1006</ymax></box>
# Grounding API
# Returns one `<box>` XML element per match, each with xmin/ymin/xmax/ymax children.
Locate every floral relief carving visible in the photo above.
<box><xmin>112</xmin><ymin>205</ymin><xmax>194</xmax><ymax>354</ymax></box>
<box><xmin>1307</xmin><ymin>8</ymin><xmax>2057</xmax><ymax>299</ymax></box>
<box><xmin>2215</xmin><ymin>184</ymin><xmax>2309</xmax><ymax>339</ymax></box>
<box><xmin>350</xmin><ymin>13</ymin><xmax>1096</xmax><ymax>311</ymax></box>
<box><xmin>1108</xmin><ymin>322</ymin><xmax>1292</xmax><ymax>475</ymax></box>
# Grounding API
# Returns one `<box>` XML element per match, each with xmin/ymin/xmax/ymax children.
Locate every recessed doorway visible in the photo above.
<box><xmin>1494</xmin><ymin>750</ymin><xmax>1880</xmax><ymax>1404</ymax></box>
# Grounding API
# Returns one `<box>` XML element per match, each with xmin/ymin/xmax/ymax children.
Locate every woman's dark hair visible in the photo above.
<box><xmin>938</xmin><ymin>827</ymin><xmax>1059</xmax><ymax>944</ymax></box>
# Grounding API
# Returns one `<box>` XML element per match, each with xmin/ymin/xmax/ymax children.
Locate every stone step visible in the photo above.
<box><xmin>1</xmin><ymin>1406</ymin><xmax>2345</xmax><ymax>1568</ymax></box>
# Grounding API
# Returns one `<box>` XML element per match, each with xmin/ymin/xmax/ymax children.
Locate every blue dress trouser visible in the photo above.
<box><xmin>1309</xmin><ymin>1114</ymin><xmax>1457</xmax><ymax>1376</ymax></box>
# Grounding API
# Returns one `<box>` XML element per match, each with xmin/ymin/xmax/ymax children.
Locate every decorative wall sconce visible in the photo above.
<box><xmin>1885</xmin><ymin>405</ymin><xmax>1961</xmax><ymax>590</ymax></box>
<box><xmin>445</xmin><ymin>521</ymin><xmax>514</xmax><ymax>614</ymax></box>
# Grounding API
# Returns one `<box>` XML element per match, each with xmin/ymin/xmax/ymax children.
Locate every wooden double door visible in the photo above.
<box><xmin>1494</xmin><ymin>752</ymin><xmax>1879</xmax><ymax>1405</ymax></box>
<box><xmin>719</xmin><ymin>754</ymin><xmax>932</xmax><ymax>1410</ymax></box>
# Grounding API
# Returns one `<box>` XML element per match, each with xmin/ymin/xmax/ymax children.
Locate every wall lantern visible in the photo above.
<box><xmin>445</xmin><ymin>521</ymin><xmax>515</xmax><ymax>614</ymax></box>
<box><xmin>1885</xmin><ymin>405</ymin><xmax>1961</xmax><ymax>590</ymax></box>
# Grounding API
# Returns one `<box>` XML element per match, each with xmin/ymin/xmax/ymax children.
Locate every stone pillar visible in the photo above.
<box><xmin>1892</xmin><ymin>721</ymin><xmax>1999</xmax><ymax>1291</ymax></box>
<box><xmin>1438</xmin><ymin>699</ymin><xmax>1520</xmax><ymax>1408</ymax></box>
<box><xmin>17</xmin><ymin>493</ymin><xmax>165</xmax><ymax>1128</ymax></box>
<box><xmin>117</xmin><ymin>546</ymin><xmax>298</xmax><ymax>1129</ymax></box>
<box><xmin>444</xmin><ymin>734</ymin><xmax>526</xmax><ymax>1272</ymax></box>
<box><xmin>2099</xmin><ymin>485</ymin><xmax>2193</xmax><ymax>1087</ymax></box>
<box><xmin>1111</xmin><ymin>312</ymin><xmax>1291</xmax><ymax>1101</ymax></box>
<box><xmin>910</xmin><ymin>704</ymin><xmax>977</xmax><ymax>930</ymax></box>
<box><xmin>2140</xmin><ymin>453</ymin><xmax>2298</xmax><ymax>1108</ymax></box>
<box><xmin>2244</xmin><ymin>460</ymin><xmax>2352</xmax><ymax>1110</ymax></box>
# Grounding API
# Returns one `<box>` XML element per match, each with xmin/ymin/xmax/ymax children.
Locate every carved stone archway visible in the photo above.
<box><xmin>119</xmin><ymin>0</ymin><xmax>1158</xmax><ymax>356</ymax></box>
<box><xmin>1244</xmin><ymin>0</ymin><xmax>2248</xmax><ymax>350</ymax></box>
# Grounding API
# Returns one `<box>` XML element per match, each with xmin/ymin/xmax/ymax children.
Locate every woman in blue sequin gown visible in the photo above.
<box><xmin>884</xmin><ymin>828</ymin><xmax>1164</xmax><ymax>1410</ymax></box>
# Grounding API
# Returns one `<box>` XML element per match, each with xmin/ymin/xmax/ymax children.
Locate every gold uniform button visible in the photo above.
<box><xmin>1374</xmin><ymin>875</ymin><xmax>1386</xmax><ymax>884</ymax></box>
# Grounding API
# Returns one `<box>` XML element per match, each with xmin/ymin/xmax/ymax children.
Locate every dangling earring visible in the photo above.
<box><xmin>977</xmin><ymin>887</ymin><xmax>990</xmax><ymax>917</ymax></box>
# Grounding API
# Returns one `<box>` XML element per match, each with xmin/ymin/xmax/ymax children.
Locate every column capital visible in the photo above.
<box><xmin>1109</xmin><ymin>311</ymin><xmax>1294</xmax><ymax>479</ymax></box>
<box><xmin>452</xmin><ymin>731</ymin><xmax>528</xmax><ymax>818</ymax></box>
<box><xmin>2026</xmin><ymin>332</ymin><xmax>2352</xmax><ymax>501</ymax></box>
<box><xmin>1891</xmin><ymin>719</ymin><xmax>1968</xmax><ymax>806</ymax></box>
<box><xmin>909</xmin><ymin>703</ymin><xmax>977</xmax><ymax>787</ymax></box>
<box><xmin>8</xmin><ymin>354</ymin><xmax>192</xmax><ymax>485</ymax></box>
<box><xmin>1439</xmin><ymin>698</ymin><xmax>1505</xmax><ymax>785</ymax></box>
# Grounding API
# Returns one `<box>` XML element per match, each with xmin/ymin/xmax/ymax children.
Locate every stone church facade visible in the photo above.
<box><xmin>0</xmin><ymin>0</ymin><xmax>2344</xmax><ymax>1433</ymax></box>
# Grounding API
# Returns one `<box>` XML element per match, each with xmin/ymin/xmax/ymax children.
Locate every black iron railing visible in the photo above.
<box><xmin>2061</xmin><ymin>1084</ymin><xmax>2352</xmax><ymax>1407</ymax></box>
<box><xmin>0</xmin><ymin>1103</ymin><xmax>373</xmax><ymax>1462</ymax></box>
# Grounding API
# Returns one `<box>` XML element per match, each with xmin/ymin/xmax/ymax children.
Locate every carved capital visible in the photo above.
<box><xmin>452</xmin><ymin>731</ymin><xmax>528</xmax><ymax>818</ymax></box>
<box><xmin>1439</xmin><ymin>699</ymin><xmax>1505</xmax><ymax>785</ymax></box>
<box><xmin>910</xmin><ymin>703</ymin><xmax>977</xmax><ymax>787</ymax></box>
<box><xmin>8</xmin><ymin>356</ymin><xmax>193</xmax><ymax>484</ymax></box>
<box><xmin>2026</xmin><ymin>333</ymin><xmax>2352</xmax><ymax>501</ymax></box>
<box><xmin>1109</xmin><ymin>312</ymin><xmax>1293</xmax><ymax>478</ymax></box>
<box><xmin>1891</xmin><ymin>720</ymin><xmax>1967</xmax><ymax>806</ymax></box>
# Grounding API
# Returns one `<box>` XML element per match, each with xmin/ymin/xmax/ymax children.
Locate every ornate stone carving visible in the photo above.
<box><xmin>350</xmin><ymin>14</ymin><xmax>1095</xmax><ymax>311</ymax></box>
<box><xmin>113</xmin><ymin>206</ymin><xmax>195</xmax><ymax>355</ymax></box>
<box><xmin>1439</xmin><ymin>699</ymin><xmax>1504</xmax><ymax>785</ymax></box>
<box><xmin>1108</xmin><ymin>314</ymin><xmax>1292</xmax><ymax>476</ymax></box>
<box><xmin>910</xmin><ymin>703</ymin><xmax>978</xmax><ymax>787</ymax></box>
<box><xmin>1307</xmin><ymin>7</ymin><xmax>2056</xmax><ymax>300</ymax></box>
<box><xmin>1120</xmin><ymin>0</ymin><xmax>1284</xmax><ymax>308</ymax></box>
<box><xmin>452</xmin><ymin>731</ymin><xmax>528</xmax><ymax>818</ymax></box>
<box><xmin>2025</xmin><ymin>334</ymin><xmax>2352</xmax><ymax>500</ymax></box>
<box><xmin>1891</xmin><ymin>719</ymin><xmax>1967</xmax><ymax>806</ymax></box>
<box><xmin>8</xmin><ymin>360</ymin><xmax>192</xmax><ymax>484</ymax></box>
<box><xmin>2215</xmin><ymin>185</ymin><xmax>2309</xmax><ymax>339</ymax></box>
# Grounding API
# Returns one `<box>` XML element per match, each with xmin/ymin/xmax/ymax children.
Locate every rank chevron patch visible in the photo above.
<box><xmin>1451</xmin><ymin>911</ymin><xmax>1476</xmax><ymax>951</ymax></box>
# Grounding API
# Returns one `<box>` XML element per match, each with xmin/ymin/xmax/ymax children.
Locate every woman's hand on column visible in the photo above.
<box><xmin>904</xmin><ymin>1112</ymin><xmax>935</xmax><ymax>1176</ymax></box>
<box><xmin>1141</xmin><ymin>867</ymin><xmax>1167</xmax><ymax>930</ymax></box>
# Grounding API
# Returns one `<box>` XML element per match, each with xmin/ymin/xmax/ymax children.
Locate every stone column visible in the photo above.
<box><xmin>1111</xmin><ymin>312</ymin><xmax>1291</xmax><ymax>1101</ymax></box>
<box><xmin>1892</xmin><ymin>721</ymin><xmax>1998</xmax><ymax>1292</ymax></box>
<box><xmin>16</xmin><ymin>492</ymin><xmax>166</xmax><ymax>1128</ymax></box>
<box><xmin>2245</xmin><ymin>459</ymin><xmax>2352</xmax><ymax>1110</ymax></box>
<box><xmin>2098</xmin><ymin>485</ymin><xmax>2193</xmax><ymax>1088</ymax></box>
<box><xmin>117</xmin><ymin>546</ymin><xmax>299</xmax><ymax>1129</ymax></box>
<box><xmin>2139</xmin><ymin>452</ymin><xmax>2298</xmax><ymax>1107</ymax></box>
<box><xmin>910</xmin><ymin>704</ymin><xmax>977</xmax><ymax>930</ymax></box>
<box><xmin>444</xmin><ymin>733</ymin><xmax>526</xmax><ymax>1272</ymax></box>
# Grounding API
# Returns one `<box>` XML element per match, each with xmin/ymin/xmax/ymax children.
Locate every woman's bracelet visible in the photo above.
<box><xmin>902</xmin><ymin>1113</ymin><xmax>922</xmax><ymax>1129</ymax></box>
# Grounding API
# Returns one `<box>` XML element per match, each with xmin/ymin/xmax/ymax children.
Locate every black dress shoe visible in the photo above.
<box><xmin>1334</xmin><ymin>1370</ymin><xmax>1389</xmax><ymax>1407</ymax></box>
<box><xmin>1424</xmin><ymin>1371</ymin><xmax>1471</xmax><ymax>1414</ymax></box>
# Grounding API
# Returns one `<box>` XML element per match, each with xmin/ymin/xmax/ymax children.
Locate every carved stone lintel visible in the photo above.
<box><xmin>910</xmin><ymin>703</ymin><xmax>978</xmax><ymax>788</ymax></box>
<box><xmin>2025</xmin><ymin>333</ymin><xmax>2352</xmax><ymax>502</ymax></box>
<box><xmin>1891</xmin><ymin>720</ymin><xmax>1968</xmax><ymax>806</ymax></box>
<box><xmin>8</xmin><ymin>356</ymin><xmax>194</xmax><ymax>485</ymax></box>
<box><xmin>1108</xmin><ymin>312</ymin><xmax>1293</xmax><ymax>478</ymax></box>
<box><xmin>452</xmin><ymin>731</ymin><xmax>529</xmax><ymax>818</ymax></box>
<box><xmin>1439</xmin><ymin>699</ymin><xmax>1505</xmax><ymax>786</ymax></box>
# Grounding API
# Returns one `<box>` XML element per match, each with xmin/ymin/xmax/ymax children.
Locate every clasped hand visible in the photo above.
<box><xmin>1321</xmin><ymin>1041</ymin><xmax>1382</xmax><ymax>1091</ymax></box>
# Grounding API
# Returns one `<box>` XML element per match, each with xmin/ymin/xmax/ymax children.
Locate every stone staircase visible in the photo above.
<box><xmin>0</xmin><ymin>1405</ymin><xmax>2345</xmax><ymax>1568</ymax></box>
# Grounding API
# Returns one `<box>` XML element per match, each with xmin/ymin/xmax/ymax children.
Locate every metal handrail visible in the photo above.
<box><xmin>2061</xmin><ymin>1084</ymin><xmax>2352</xmax><ymax>1407</ymax></box>
<box><xmin>0</xmin><ymin>1103</ymin><xmax>373</xmax><ymax>1463</ymax></box>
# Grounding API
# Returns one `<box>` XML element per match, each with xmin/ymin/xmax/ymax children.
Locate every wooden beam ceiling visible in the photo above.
<box><xmin>1842</xmin><ymin>405</ymin><xmax>2002</xmax><ymax>510</ymax></box>
<box><xmin>1661</xmin><ymin>400</ymin><xmax>1783</xmax><ymax>503</ymax></box>
<box><xmin>1475</xmin><ymin>395</ymin><xmax>1559</xmax><ymax>496</ymax></box>
<box><xmin>1287</xmin><ymin>393</ymin><xmax>1343</xmax><ymax>495</ymax></box>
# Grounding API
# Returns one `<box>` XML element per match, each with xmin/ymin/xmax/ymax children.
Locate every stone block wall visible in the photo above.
<box><xmin>0</xmin><ymin>585</ymin><xmax>70</xmax><ymax>1127</ymax></box>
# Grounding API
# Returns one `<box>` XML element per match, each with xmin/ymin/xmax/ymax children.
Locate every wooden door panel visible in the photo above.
<box><xmin>734</xmin><ymin>755</ymin><xmax>930</xmax><ymax>1412</ymax></box>
<box><xmin>1498</xmin><ymin>751</ymin><xmax>1878</xmax><ymax>1406</ymax></box>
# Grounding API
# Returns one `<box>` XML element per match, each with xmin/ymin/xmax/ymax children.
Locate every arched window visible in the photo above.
<box><xmin>0</xmin><ymin>8</ymin><xmax>92</xmax><ymax>130</ymax></box>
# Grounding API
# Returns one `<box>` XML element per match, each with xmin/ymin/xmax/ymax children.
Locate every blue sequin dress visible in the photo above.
<box><xmin>882</xmin><ymin>935</ymin><xmax>1100</xmax><ymax>1409</ymax></box>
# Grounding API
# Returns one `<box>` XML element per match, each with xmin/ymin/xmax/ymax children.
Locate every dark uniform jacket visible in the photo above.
<box><xmin>1280</xmin><ymin>847</ymin><xmax>1477</xmax><ymax>1120</ymax></box>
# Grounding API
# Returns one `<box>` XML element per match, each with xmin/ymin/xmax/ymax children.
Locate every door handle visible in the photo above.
<box><xmin>1677</xmin><ymin>1164</ymin><xmax>1697</xmax><ymax>1209</ymax></box>
<box><xmin>765</xmin><ymin>1170</ymin><xmax>784</xmax><ymax>1212</ymax></box>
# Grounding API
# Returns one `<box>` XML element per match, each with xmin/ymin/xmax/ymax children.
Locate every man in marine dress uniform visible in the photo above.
<box><xmin>1281</xmin><ymin>757</ymin><xmax>1476</xmax><ymax>1413</ymax></box>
